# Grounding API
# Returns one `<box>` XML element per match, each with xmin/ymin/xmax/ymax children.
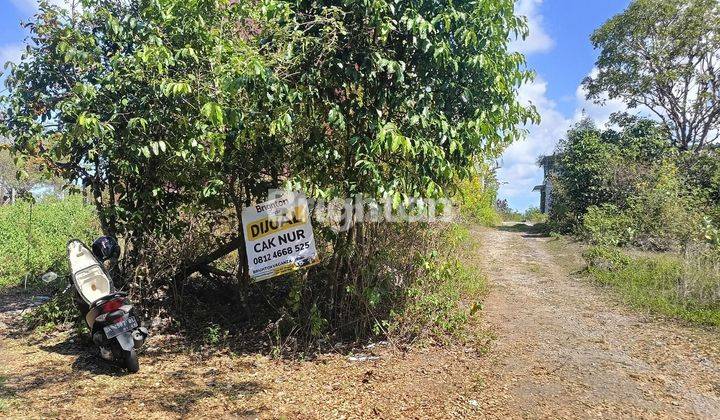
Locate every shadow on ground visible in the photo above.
<box><xmin>3</xmin><ymin>339</ymin><xmax>267</xmax><ymax>417</ymax></box>
<box><xmin>496</xmin><ymin>223</ymin><xmax>550</xmax><ymax>238</ymax></box>
<box><xmin>39</xmin><ymin>339</ymin><xmax>132</xmax><ymax>376</ymax></box>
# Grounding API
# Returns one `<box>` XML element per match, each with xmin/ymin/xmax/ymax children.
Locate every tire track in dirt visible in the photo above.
<box><xmin>474</xmin><ymin>224</ymin><xmax>720</xmax><ymax>419</ymax></box>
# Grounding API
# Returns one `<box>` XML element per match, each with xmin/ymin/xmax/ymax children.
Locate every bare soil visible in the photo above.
<box><xmin>473</xmin><ymin>224</ymin><xmax>720</xmax><ymax>419</ymax></box>
<box><xmin>2</xmin><ymin>224</ymin><xmax>720</xmax><ymax>419</ymax></box>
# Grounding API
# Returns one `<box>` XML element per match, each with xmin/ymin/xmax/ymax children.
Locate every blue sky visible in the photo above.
<box><xmin>1</xmin><ymin>0</ymin><xmax>631</xmax><ymax>210</ymax></box>
<box><xmin>0</xmin><ymin>0</ymin><xmax>42</xmax><ymax>81</ymax></box>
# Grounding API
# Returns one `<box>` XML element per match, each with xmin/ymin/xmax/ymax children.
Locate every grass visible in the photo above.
<box><xmin>585</xmin><ymin>246</ymin><xmax>720</xmax><ymax>327</ymax></box>
<box><xmin>0</xmin><ymin>195</ymin><xmax>99</xmax><ymax>288</ymax></box>
<box><xmin>391</xmin><ymin>223</ymin><xmax>488</xmax><ymax>342</ymax></box>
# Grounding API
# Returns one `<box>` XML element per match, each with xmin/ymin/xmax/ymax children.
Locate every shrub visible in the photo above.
<box><xmin>0</xmin><ymin>196</ymin><xmax>100</xmax><ymax>288</ymax></box>
<box><xmin>551</xmin><ymin>117</ymin><xmax>717</xmax><ymax>250</ymax></box>
<box><xmin>583</xmin><ymin>246</ymin><xmax>631</xmax><ymax>271</ymax></box>
<box><xmin>619</xmin><ymin>162</ymin><xmax>706</xmax><ymax>251</ymax></box>
<box><xmin>458</xmin><ymin>171</ymin><xmax>501</xmax><ymax>227</ymax></box>
<box><xmin>549</xmin><ymin>117</ymin><xmax>673</xmax><ymax>232</ymax></box>
<box><xmin>390</xmin><ymin>224</ymin><xmax>486</xmax><ymax>342</ymax></box>
<box><xmin>174</xmin><ymin>221</ymin><xmax>485</xmax><ymax>346</ymax></box>
<box><xmin>583</xmin><ymin>204</ymin><xmax>634</xmax><ymax>246</ymax></box>
<box><xmin>584</xmin><ymin>246</ymin><xmax>720</xmax><ymax>326</ymax></box>
<box><xmin>582</xmin><ymin>167</ymin><xmax>710</xmax><ymax>251</ymax></box>
<box><xmin>582</xmin><ymin>204</ymin><xmax>634</xmax><ymax>247</ymax></box>
<box><xmin>523</xmin><ymin>206</ymin><xmax>547</xmax><ymax>224</ymax></box>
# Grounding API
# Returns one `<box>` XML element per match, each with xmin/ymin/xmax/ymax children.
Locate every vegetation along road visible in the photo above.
<box><xmin>2</xmin><ymin>223</ymin><xmax>719</xmax><ymax>418</ymax></box>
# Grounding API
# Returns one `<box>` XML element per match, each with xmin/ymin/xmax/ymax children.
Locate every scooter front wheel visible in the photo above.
<box><xmin>122</xmin><ymin>348</ymin><xmax>140</xmax><ymax>373</ymax></box>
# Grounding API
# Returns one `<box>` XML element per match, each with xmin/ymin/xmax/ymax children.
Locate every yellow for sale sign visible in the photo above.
<box><xmin>242</xmin><ymin>192</ymin><xmax>320</xmax><ymax>281</ymax></box>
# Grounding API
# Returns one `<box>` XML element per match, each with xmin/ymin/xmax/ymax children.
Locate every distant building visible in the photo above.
<box><xmin>533</xmin><ymin>155</ymin><xmax>556</xmax><ymax>214</ymax></box>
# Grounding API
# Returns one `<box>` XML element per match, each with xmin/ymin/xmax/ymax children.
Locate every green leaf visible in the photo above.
<box><xmin>201</xmin><ymin>102</ymin><xmax>224</xmax><ymax>125</ymax></box>
<box><xmin>392</xmin><ymin>191</ymin><xmax>402</xmax><ymax>210</ymax></box>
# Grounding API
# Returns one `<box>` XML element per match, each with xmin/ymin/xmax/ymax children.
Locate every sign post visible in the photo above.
<box><xmin>241</xmin><ymin>192</ymin><xmax>320</xmax><ymax>281</ymax></box>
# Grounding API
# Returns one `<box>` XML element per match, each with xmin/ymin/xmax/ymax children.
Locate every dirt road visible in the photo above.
<box><xmin>473</xmin><ymin>224</ymin><xmax>720</xmax><ymax>418</ymax></box>
<box><xmin>1</xmin><ymin>224</ymin><xmax>720</xmax><ymax>418</ymax></box>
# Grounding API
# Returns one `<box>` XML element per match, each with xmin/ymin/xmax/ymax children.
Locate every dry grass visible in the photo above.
<box><xmin>0</xmin><ymin>222</ymin><xmax>494</xmax><ymax>419</ymax></box>
<box><xmin>0</xmin><ymin>329</ymin><xmax>490</xmax><ymax>418</ymax></box>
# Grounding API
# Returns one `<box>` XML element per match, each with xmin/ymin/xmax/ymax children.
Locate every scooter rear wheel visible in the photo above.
<box><xmin>122</xmin><ymin>349</ymin><xmax>140</xmax><ymax>373</ymax></box>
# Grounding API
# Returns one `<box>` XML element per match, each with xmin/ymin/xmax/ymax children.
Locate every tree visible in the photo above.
<box><xmin>584</xmin><ymin>0</ymin><xmax>720</xmax><ymax>152</ymax></box>
<box><xmin>1</xmin><ymin>0</ymin><xmax>535</xmax><ymax>309</ymax></box>
<box><xmin>549</xmin><ymin>116</ymin><xmax>673</xmax><ymax>231</ymax></box>
<box><xmin>1</xmin><ymin>0</ymin><xmax>302</xmax><ymax>280</ymax></box>
<box><xmin>285</xmin><ymin>0</ymin><xmax>538</xmax><ymax>203</ymax></box>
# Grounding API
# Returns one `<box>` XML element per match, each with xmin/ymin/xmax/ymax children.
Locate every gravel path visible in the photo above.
<box><xmin>473</xmin><ymin>224</ymin><xmax>720</xmax><ymax>419</ymax></box>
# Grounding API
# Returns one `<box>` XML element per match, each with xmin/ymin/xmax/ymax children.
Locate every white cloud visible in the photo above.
<box><xmin>499</xmin><ymin>4</ymin><xmax>632</xmax><ymax>211</ymax></box>
<box><xmin>572</xmin><ymin>68</ymin><xmax>627</xmax><ymax>126</ymax></box>
<box><xmin>498</xmin><ymin>77</ymin><xmax>570</xmax><ymax>207</ymax></box>
<box><xmin>510</xmin><ymin>0</ymin><xmax>554</xmax><ymax>55</ymax></box>
<box><xmin>0</xmin><ymin>44</ymin><xmax>25</xmax><ymax>67</ymax></box>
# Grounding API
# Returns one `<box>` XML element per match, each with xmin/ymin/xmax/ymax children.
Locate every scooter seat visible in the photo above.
<box><xmin>67</xmin><ymin>240</ymin><xmax>114</xmax><ymax>304</ymax></box>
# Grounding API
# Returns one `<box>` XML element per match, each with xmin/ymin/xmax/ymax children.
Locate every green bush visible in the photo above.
<box><xmin>549</xmin><ymin>117</ymin><xmax>674</xmax><ymax>233</ymax></box>
<box><xmin>624</xmin><ymin>163</ymin><xmax>707</xmax><ymax>250</ymax></box>
<box><xmin>523</xmin><ymin>206</ymin><xmax>547</xmax><ymax>224</ymax></box>
<box><xmin>584</xmin><ymin>246</ymin><xmax>720</xmax><ymax>326</ymax></box>
<box><xmin>583</xmin><ymin>246</ymin><xmax>631</xmax><ymax>270</ymax></box>
<box><xmin>390</xmin><ymin>224</ymin><xmax>486</xmax><ymax>342</ymax></box>
<box><xmin>581</xmin><ymin>162</ymin><xmax>709</xmax><ymax>251</ymax></box>
<box><xmin>458</xmin><ymin>174</ymin><xmax>502</xmax><ymax>227</ymax></box>
<box><xmin>0</xmin><ymin>196</ymin><xmax>99</xmax><ymax>288</ymax></box>
<box><xmin>550</xmin><ymin>117</ymin><xmax>718</xmax><ymax>250</ymax></box>
<box><xmin>500</xmin><ymin>210</ymin><xmax>524</xmax><ymax>222</ymax></box>
<box><xmin>582</xmin><ymin>204</ymin><xmax>634</xmax><ymax>247</ymax></box>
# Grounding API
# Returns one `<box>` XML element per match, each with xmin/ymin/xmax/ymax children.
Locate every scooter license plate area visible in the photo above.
<box><xmin>103</xmin><ymin>316</ymin><xmax>138</xmax><ymax>339</ymax></box>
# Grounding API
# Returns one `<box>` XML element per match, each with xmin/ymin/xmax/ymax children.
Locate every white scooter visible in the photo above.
<box><xmin>67</xmin><ymin>240</ymin><xmax>148</xmax><ymax>372</ymax></box>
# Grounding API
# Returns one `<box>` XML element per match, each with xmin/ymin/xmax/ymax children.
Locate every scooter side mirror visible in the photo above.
<box><xmin>41</xmin><ymin>272</ymin><xmax>58</xmax><ymax>283</ymax></box>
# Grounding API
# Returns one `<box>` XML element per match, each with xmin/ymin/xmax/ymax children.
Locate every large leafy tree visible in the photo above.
<box><xmin>285</xmin><ymin>0</ymin><xmax>537</xmax><ymax>203</ymax></box>
<box><xmin>584</xmin><ymin>0</ymin><xmax>720</xmax><ymax>152</ymax></box>
<box><xmin>1</xmin><ymin>0</ymin><xmax>302</xmax><ymax>276</ymax></box>
<box><xmin>1</xmin><ymin>0</ymin><xmax>535</xmax><ymax>288</ymax></box>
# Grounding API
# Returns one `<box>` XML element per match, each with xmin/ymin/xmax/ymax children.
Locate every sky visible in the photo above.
<box><xmin>502</xmin><ymin>0</ymin><xmax>632</xmax><ymax>210</ymax></box>
<box><xmin>0</xmin><ymin>0</ymin><xmax>631</xmax><ymax>210</ymax></box>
